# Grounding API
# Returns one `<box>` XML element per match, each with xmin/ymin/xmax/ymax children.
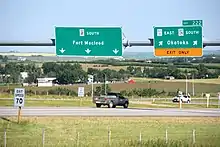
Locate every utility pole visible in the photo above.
<box><xmin>104</xmin><ymin>74</ymin><xmax>107</xmax><ymax>95</ymax></box>
<box><xmin>192</xmin><ymin>74</ymin><xmax>195</xmax><ymax>96</ymax></box>
<box><xmin>185</xmin><ymin>74</ymin><xmax>188</xmax><ymax>96</ymax></box>
<box><xmin>88</xmin><ymin>74</ymin><xmax>94</xmax><ymax>98</ymax></box>
<box><xmin>92</xmin><ymin>77</ymin><xmax>94</xmax><ymax>98</ymax></box>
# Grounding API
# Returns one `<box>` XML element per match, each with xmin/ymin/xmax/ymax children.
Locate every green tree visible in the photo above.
<box><xmin>94</xmin><ymin>84</ymin><xmax>111</xmax><ymax>96</ymax></box>
<box><xmin>2</xmin><ymin>56</ymin><xmax>8</xmax><ymax>62</ymax></box>
<box><xmin>196</xmin><ymin>64</ymin><xmax>208</xmax><ymax>78</ymax></box>
<box><xmin>42</xmin><ymin>62</ymin><xmax>58</xmax><ymax>75</ymax></box>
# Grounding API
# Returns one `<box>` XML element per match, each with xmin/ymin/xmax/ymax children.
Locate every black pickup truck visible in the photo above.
<box><xmin>93</xmin><ymin>92</ymin><xmax>129</xmax><ymax>108</ymax></box>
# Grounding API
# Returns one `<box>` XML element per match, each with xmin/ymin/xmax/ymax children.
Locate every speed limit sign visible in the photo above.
<box><xmin>14</xmin><ymin>88</ymin><xmax>25</xmax><ymax>107</ymax></box>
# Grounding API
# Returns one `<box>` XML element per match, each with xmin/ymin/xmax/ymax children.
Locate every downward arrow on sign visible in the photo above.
<box><xmin>113</xmin><ymin>49</ymin><xmax>119</xmax><ymax>54</ymax></box>
<box><xmin>59</xmin><ymin>48</ymin><xmax>65</xmax><ymax>53</ymax></box>
<box><xmin>85</xmin><ymin>48</ymin><xmax>91</xmax><ymax>54</ymax></box>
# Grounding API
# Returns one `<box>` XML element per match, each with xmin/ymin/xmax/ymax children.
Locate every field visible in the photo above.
<box><xmin>132</xmin><ymin>77</ymin><xmax>220</xmax><ymax>84</ymax></box>
<box><xmin>0</xmin><ymin>117</ymin><xmax>220</xmax><ymax>147</ymax></box>
<box><xmin>80</xmin><ymin>63</ymin><xmax>130</xmax><ymax>71</ymax></box>
<box><xmin>2</xmin><ymin>80</ymin><xmax>220</xmax><ymax>97</ymax></box>
<box><xmin>33</xmin><ymin>63</ymin><xmax>143</xmax><ymax>71</ymax></box>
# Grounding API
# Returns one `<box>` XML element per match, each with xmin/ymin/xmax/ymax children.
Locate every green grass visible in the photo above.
<box><xmin>0</xmin><ymin>117</ymin><xmax>220</xmax><ymax>147</ymax></box>
<box><xmin>0</xmin><ymin>99</ymin><xmax>219</xmax><ymax>109</ymax></box>
<box><xmin>152</xmin><ymin>101</ymin><xmax>219</xmax><ymax>109</ymax></box>
<box><xmin>191</xmin><ymin>98</ymin><xmax>219</xmax><ymax>103</ymax></box>
<box><xmin>0</xmin><ymin>99</ymin><xmax>158</xmax><ymax>108</ymax></box>
<box><xmin>146</xmin><ymin>98</ymin><xmax>220</xmax><ymax>103</ymax></box>
<box><xmin>0</xmin><ymin>93</ymin><xmax>92</xmax><ymax>99</ymax></box>
<box><xmin>0</xmin><ymin>99</ymin><xmax>93</xmax><ymax>107</ymax></box>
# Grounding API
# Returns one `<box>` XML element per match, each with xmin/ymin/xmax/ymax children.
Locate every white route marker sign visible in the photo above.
<box><xmin>14</xmin><ymin>88</ymin><xmax>25</xmax><ymax>107</ymax></box>
<box><xmin>78</xmin><ymin>87</ymin><xmax>85</xmax><ymax>97</ymax></box>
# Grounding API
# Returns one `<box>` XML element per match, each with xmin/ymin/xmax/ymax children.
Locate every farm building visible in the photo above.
<box><xmin>37</xmin><ymin>77</ymin><xmax>56</xmax><ymax>87</ymax></box>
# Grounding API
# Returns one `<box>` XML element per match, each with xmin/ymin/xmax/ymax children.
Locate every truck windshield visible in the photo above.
<box><xmin>107</xmin><ymin>93</ymin><xmax>120</xmax><ymax>96</ymax></box>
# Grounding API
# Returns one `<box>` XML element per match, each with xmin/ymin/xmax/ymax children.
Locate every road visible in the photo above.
<box><xmin>1</xmin><ymin>98</ymin><xmax>220</xmax><ymax>106</ymax></box>
<box><xmin>0</xmin><ymin>107</ymin><xmax>220</xmax><ymax>117</ymax></box>
<box><xmin>0</xmin><ymin>98</ymin><xmax>220</xmax><ymax>105</ymax></box>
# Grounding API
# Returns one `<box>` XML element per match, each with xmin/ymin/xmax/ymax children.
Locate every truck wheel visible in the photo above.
<box><xmin>96</xmin><ymin>104</ymin><xmax>101</xmax><ymax>108</ymax></box>
<box><xmin>108</xmin><ymin>101</ymin><xmax>114</xmax><ymax>108</ymax></box>
<box><xmin>187</xmin><ymin>100</ymin><xmax>190</xmax><ymax>103</ymax></box>
<box><xmin>123</xmin><ymin>102</ymin><xmax>128</xmax><ymax>108</ymax></box>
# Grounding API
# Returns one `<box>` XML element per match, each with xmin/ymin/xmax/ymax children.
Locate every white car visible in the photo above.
<box><xmin>172</xmin><ymin>95</ymin><xmax>191</xmax><ymax>103</ymax></box>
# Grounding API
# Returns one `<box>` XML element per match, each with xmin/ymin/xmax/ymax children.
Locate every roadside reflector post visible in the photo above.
<box><xmin>42</xmin><ymin>128</ymin><xmax>45</xmax><ymax>147</ymax></box>
<box><xmin>4</xmin><ymin>128</ymin><xmax>6</xmax><ymax>147</ymax></box>
<box><xmin>165</xmin><ymin>129</ymin><xmax>168</xmax><ymax>144</ymax></box>
<box><xmin>192</xmin><ymin>129</ymin><xmax>196</xmax><ymax>144</ymax></box>
<box><xmin>206</xmin><ymin>93</ymin><xmax>210</xmax><ymax>108</ymax></box>
<box><xmin>139</xmin><ymin>130</ymin><xmax>142</xmax><ymax>143</ymax></box>
<box><xmin>77</xmin><ymin>131</ymin><xmax>80</xmax><ymax>147</ymax></box>
<box><xmin>179</xmin><ymin>98</ymin><xmax>182</xmax><ymax>109</ymax></box>
<box><xmin>108</xmin><ymin>126</ymin><xmax>111</xmax><ymax>146</ymax></box>
<box><xmin>218</xmin><ymin>92</ymin><xmax>220</xmax><ymax>109</ymax></box>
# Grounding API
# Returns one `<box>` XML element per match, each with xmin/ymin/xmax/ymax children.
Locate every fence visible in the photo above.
<box><xmin>1</xmin><ymin>128</ymin><xmax>218</xmax><ymax>147</ymax></box>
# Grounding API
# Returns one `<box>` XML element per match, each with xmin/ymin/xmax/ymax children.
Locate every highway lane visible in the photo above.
<box><xmin>0</xmin><ymin>107</ymin><xmax>220</xmax><ymax>117</ymax></box>
<box><xmin>1</xmin><ymin>97</ymin><xmax>219</xmax><ymax>100</ymax></box>
<box><xmin>132</xmin><ymin>101</ymin><xmax>220</xmax><ymax>105</ymax></box>
<box><xmin>1</xmin><ymin>98</ymin><xmax>219</xmax><ymax>105</ymax></box>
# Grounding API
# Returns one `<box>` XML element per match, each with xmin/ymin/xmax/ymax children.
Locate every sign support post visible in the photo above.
<box><xmin>179</xmin><ymin>98</ymin><xmax>182</xmax><ymax>109</ymax></box>
<box><xmin>88</xmin><ymin>75</ymin><xmax>94</xmax><ymax>98</ymax></box>
<box><xmin>218</xmin><ymin>93</ymin><xmax>220</xmax><ymax>109</ymax></box>
<box><xmin>17</xmin><ymin>106</ymin><xmax>21</xmax><ymax>124</ymax></box>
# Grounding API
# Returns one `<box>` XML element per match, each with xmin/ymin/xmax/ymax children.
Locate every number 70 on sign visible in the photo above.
<box><xmin>14</xmin><ymin>88</ymin><xmax>25</xmax><ymax>107</ymax></box>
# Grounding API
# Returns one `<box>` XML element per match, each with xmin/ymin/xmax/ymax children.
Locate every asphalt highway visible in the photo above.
<box><xmin>0</xmin><ymin>107</ymin><xmax>220</xmax><ymax>117</ymax></box>
<box><xmin>1</xmin><ymin>98</ymin><xmax>219</xmax><ymax>105</ymax></box>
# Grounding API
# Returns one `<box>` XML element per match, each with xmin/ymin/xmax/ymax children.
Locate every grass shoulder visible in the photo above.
<box><xmin>0</xmin><ymin>117</ymin><xmax>220</xmax><ymax>147</ymax></box>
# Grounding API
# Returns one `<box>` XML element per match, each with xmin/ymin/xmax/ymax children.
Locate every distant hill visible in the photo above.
<box><xmin>1</xmin><ymin>50</ymin><xmax>220</xmax><ymax>61</ymax></box>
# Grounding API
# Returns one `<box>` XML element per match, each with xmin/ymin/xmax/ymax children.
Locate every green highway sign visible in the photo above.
<box><xmin>153</xmin><ymin>26</ymin><xmax>203</xmax><ymax>57</ymax></box>
<box><xmin>182</xmin><ymin>20</ymin><xmax>203</xmax><ymax>27</ymax></box>
<box><xmin>55</xmin><ymin>27</ymin><xmax>123</xmax><ymax>57</ymax></box>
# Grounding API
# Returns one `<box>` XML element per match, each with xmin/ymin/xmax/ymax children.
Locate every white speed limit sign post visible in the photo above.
<box><xmin>14</xmin><ymin>88</ymin><xmax>25</xmax><ymax>123</ymax></box>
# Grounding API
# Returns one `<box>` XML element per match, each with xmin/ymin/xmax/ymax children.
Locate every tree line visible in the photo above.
<box><xmin>0</xmin><ymin>62</ymin><xmax>219</xmax><ymax>84</ymax></box>
<box><xmin>57</xmin><ymin>57</ymin><xmax>220</xmax><ymax>70</ymax></box>
<box><xmin>0</xmin><ymin>84</ymin><xmax>177</xmax><ymax>97</ymax></box>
